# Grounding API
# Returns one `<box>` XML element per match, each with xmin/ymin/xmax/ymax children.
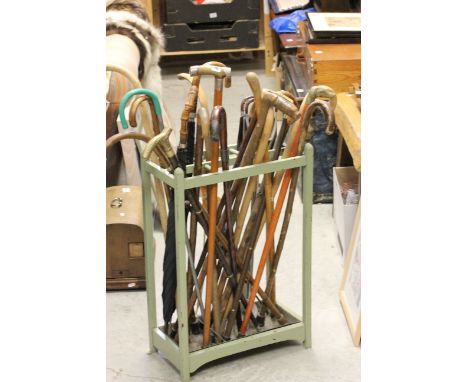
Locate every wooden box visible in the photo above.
<box><xmin>304</xmin><ymin>43</ymin><xmax>360</xmax><ymax>92</ymax></box>
<box><xmin>106</xmin><ymin>185</ymin><xmax>146</xmax><ymax>290</ymax></box>
<box><xmin>297</xmin><ymin>23</ymin><xmax>360</xmax><ymax>93</ymax></box>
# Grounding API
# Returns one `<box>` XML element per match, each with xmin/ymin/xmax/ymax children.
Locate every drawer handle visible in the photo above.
<box><xmin>220</xmin><ymin>35</ymin><xmax>238</xmax><ymax>42</ymax></box>
<box><xmin>187</xmin><ymin>37</ymin><xmax>205</xmax><ymax>44</ymax></box>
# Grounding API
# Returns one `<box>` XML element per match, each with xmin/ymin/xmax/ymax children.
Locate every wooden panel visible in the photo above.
<box><xmin>334</xmin><ymin>92</ymin><xmax>361</xmax><ymax>171</ymax></box>
<box><xmin>307</xmin><ymin>43</ymin><xmax>361</xmax><ymax>62</ymax></box>
<box><xmin>142</xmin><ymin>0</ymin><xmax>153</xmax><ymax>23</ymax></box>
<box><xmin>106</xmin><ymin>186</ymin><xmax>144</xmax><ymax>229</ymax></box>
<box><xmin>314</xmin><ymin>59</ymin><xmax>361</xmax><ymax>92</ymax></box>
<box><xmin>106</xmin><ymin>277</ymin><xmax>146</xmax><ymax>290</ymax></box>
<box><xmin>106</xmin><ymin>185</ymin><xmax>145</xmax><ymax>283</ymax></box>
<box><xmin>106</xmin><ymin>224</ymin><xmax>145</xmax><ymax>279</ymax></box>
<box><xmin>301</xmin><ymin>41</ymin><xmax>360</xmax><ymax>93</ymax></box>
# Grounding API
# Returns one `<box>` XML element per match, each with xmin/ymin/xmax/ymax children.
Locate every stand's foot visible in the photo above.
<box><xmin>180</xmin><ymin>368</ymin><xmax>190</xmax><ymax>382</ymax></box>
<box><xmin>147</xmin><ymin>344</ymin><xmax>157</xmax><ymax>354</ymax></box>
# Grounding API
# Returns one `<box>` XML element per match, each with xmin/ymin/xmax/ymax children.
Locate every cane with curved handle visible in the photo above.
<box><xmin>128</xmin><ymin>95</ymin><xmax>161</xmax><ymax>136</ymax></box>
<box><xmin>118</xmin><ymin>88</ymin><xmax>163</xmax><ymax>132</ymax></box>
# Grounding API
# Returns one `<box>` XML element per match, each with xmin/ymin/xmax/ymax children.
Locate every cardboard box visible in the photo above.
<box><xmin>333</xmin><ymin>167</ymin><xmax>360</xmax><ymax>257</ymax></box>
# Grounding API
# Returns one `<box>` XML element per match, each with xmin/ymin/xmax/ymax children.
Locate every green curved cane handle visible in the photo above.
<box><xmin>118</xmin><ymin>88</ymin><xmax>163</xmax><ymax>130</ymax></box>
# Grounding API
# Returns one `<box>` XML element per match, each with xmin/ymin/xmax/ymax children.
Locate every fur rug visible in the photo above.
<box><xmin>106</xmin><ymin>0</ymin><xmax>164</xmax><ymax>96</ymax></box>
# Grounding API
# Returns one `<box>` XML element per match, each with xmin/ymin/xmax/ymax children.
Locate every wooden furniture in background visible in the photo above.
<box><xmin>296</xmin><ymin>21</ymin><xmax>360</xmax><ymax>92</ymax></box>
<box><xmin>143</xmin><ymin>0</ymin><xmax>153</xmax><ymax>22</ymax></box>
<box><xmin>150</xmin><ymin>0</ymin><xmax>276</xmax><ymax>74</ymax></box>
<box><xmin>334</xmin><ymin>91</ymin><xmax>361</xmax><ymax>171</ymax></box>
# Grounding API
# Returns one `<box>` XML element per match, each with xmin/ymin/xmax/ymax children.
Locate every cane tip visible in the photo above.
<box><xmin>257</xmin><ymin>315</ymin><xmax>266</xmax><ymax>327</ymax></box>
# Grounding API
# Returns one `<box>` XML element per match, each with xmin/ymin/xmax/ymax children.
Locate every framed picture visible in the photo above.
<box><xmin>307</xmin><ymin>12</ymin><xmax>361</xmax><ymax>37</ymax></box>
<box><xmin>339</xmin><ymin>201</ymin><xmax>361</xmax><ymax>346</ymax></box>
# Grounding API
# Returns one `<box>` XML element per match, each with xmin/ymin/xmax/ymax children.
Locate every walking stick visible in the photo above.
<box><xmin>106</xmin><ymin>132</ymin><xmax>169</xmax><ymax>169</ymax></box>
<box><xmin>177</xmin><ymin>72</ymin><xmax>211</xmax><ymax>160</ymax></box>
<box><xmin>258</xmin><ymin>93</ymin><xmax>337</xmax><ymax>323</ymax></box>
<box><xmin>237</xmin><ymin>96</ymin><xmax>255</xmax><ymax>149</ymax></box>
<box><xmin>128</xmin><ymin>95</ymin><xmax>161</xmax><ymax>135</ymax></box>
<box><xmin>128</xmin><ymin>95</ymin><xmax>172</xmax><ymax>199</ymax></box>
<box><xmin>203</xmin><ymin>107</ymin><xmax>221</xmax><ymax>347</ymax></box>
<box><xmin>143</xmin><ymin>129</ymin><xmax>226</xmax><ymax>342</ymax></box>
<box><xmin>222</xmin><ymin>113</ymin><xmax>297</xmax><ymax>339</ymax></box>
<box><xmin>218</xmin><ymin>107</ymin><xmax>238</xmax><ymax>295</ymax></box>
<box><xmin>185</xmin><ymin>107</ymin><xmax>207</xmax><ymax>332</ymax></box>
<box><xmin>239</xmin><ymin>88</ymin><xmax>336</xmax><ymax>335</ymax></box>
<box><xmin>233</xmin><ymin>90</ymin><xmax>298</xmax><ymax>246</ymax></box>
<box><xmin>149</xmin><ymin>125</ymin><xmax>260</xmax><ymax>342</ymax></box>
<box><xmin>178</xmin><ymin>73</ymin><xmax>200</xmax><ymax>314</ymax></box>
<box><xmin>188</xmin><ymin>64</ymin><xmax>232</xmax><ymax>346</ymax></box>
<box><xmin>118</xmin><ymin>88</ymin><xmax>168</xmax><ymax>234</ymax></box>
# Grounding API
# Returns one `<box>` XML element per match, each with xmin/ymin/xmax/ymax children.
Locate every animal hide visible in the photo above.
<box><xmin>106</xmin><ymin>0</ymin><xmax>165</xmax><ymax>97</ymax></box>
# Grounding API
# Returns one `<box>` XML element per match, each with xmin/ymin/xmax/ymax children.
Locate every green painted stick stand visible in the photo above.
<box><xmin>141</xmin><ymin>143</ymin><xmax>314</xmax><ymax>382</ymax></box>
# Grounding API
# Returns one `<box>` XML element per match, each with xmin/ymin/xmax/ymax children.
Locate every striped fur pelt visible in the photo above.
<box><xmin>106</xmin><ymin>0</ymin><xmax>164</xmax><ymax>96</ymax></box>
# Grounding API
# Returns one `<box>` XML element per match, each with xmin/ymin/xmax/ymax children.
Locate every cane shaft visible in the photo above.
<box><xmin>260</xmin><ymin>167</ymin><xmax>301</xmax><ymax>317</ymax></box>
<box><xmin>239</xmin><ymin>98</ymin><xmax>325</xmax><ymax>335</ymax></box>
<box><xmin>234</xmin><ymin>107</ymin><xmax>275</xmax><ymax>245</ymax></box>
<box><xmin>212</xmin><ymin>266</ymin><xmax>222</xmax><ymax>344</ymax></box>
<box><xmin>203</xmin><ymin>141</ymin><xmax>219</xmax><ymax>347</ymax></box>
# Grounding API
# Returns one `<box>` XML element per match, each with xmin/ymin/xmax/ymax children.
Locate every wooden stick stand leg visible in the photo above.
<box><xmin>141</xmin><ymin>143</ymin><xmax>314</xmax><ymax>382</ymax></box>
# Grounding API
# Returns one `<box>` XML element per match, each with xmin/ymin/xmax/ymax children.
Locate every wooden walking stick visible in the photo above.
<box><xmin>258</xmin><ymin>93</ymin><xmax>337</xmax><ymax>323</ymax></box>
<box><xmin>222</xmin><ymin>116</ymin><xmax>297</xmax><ymax>338</ymax></box>
<box><xmin>150</xmin><ymin>126</ymin><xmax>263</xmax><ymax>335</ymax></box>
<box><xmin>144</xmin><ymin>132</ymin><xmax>227</xmax><ymax>342</ymax></box>
<box><xmin>128</xmin><ymin>95</ymin><xmax>172</xmax><ymax>199</ymax></box>
<box><xmin>188</xmin><ymin>64</ymin><xmax>231</xmax><ymax>107</ymax></box>
<box><xmin>215</xmin><ymin>107</ymin><xmax>257</xmax><ymax>227</ymax></box>
<box><xmin>239</xmin><ymin>88</ymin><xmax>336</xmax><ymax>335</ymax></box>
<box><xmin>118</xmin><ymin>88</ymin><xmax>169</xmax><ymax>234</ymax></box>
<box><xmin>233</xmin><ymin>90</ymin><xmax>298</xmax><ymax>245</ymax></box>
<box><xmin>177</xmin><ymin>73</ymin><xmax>202</xmax><ymax>333</ymax></box>
<box><xmin>203</xmin><ymin>106</ymin><xmax>223</xmax><ymax>347</ymax></box>
<box><xmin>185</xmin><ymin>107</ymin><xmax>207</xmax><ymax>326</ymax></box>
<box><xmin>106</xmin><ymin>131</ymin><xmax>170</xmax><ymax>170</ymax></box>
<box><xmin>128</xmin><ymin>95</ymin><xmax>162</xmax><ymax>136</ymax></box>
<box><xmin>237</xmin><ymin>96</ymin><xmax>255</xmax><ymax>149</ymax></box>
<box><xmin>177</xmin><ymin>72</ymin><xmax>211</xmax><ymax>160</ymax></box>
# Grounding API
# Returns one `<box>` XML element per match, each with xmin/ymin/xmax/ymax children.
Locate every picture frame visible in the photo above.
<box><xmin>307</xmin><ymin>12</ymin><xmax>361</xmax><ymax>39</ymax></box>
<box><xmin>339</xmin><ymin>200</ymin><xmax>361</xmax><ymax>346</ymax></box>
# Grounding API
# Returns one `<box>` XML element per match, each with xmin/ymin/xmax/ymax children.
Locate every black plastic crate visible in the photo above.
<box><xmin>163</xmin><ymin>0</ymin><xmax>260</xmax><ymax>24</ymax></box>
<box><xmin>163</xmin><ymin>20</ymin><xmax>259</xmax><ymax>52</ymax></box>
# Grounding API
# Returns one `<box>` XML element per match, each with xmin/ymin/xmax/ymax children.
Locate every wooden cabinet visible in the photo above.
<box><xmin>147</xmin><ymin>0</ymin><xmax>275</xmax><ymax>74</ymax></box>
